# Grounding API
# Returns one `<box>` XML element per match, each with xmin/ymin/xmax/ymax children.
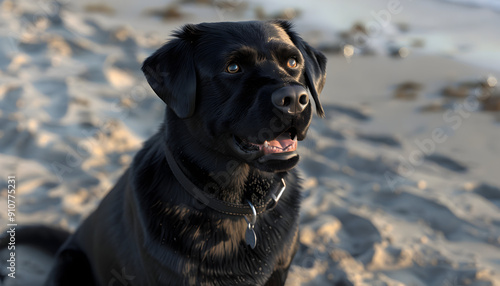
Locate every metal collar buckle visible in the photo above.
<box><xmin>268</xmin><ymin>178</ymin><xmax>286</xmax><ymax>211</ymax></box>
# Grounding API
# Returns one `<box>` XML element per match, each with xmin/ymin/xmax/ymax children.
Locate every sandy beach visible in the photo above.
<box><xmin>0</xmin><ymin>0</ymin><xmax>499</xmax><ymax>285</ymax></box>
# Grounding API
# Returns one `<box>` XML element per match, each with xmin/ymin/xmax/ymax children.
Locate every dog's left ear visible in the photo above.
<box><xmin>276</xmin><ymin>21</ymin><xmax>327</xmax><ymax>117</ymax></box>
<box><xmin>141</xmin><ymin>25</ymin><xmax>198</xmax><ymax>118</ymax></box>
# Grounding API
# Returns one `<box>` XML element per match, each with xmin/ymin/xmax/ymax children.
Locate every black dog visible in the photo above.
<box><xmin>5</xmin><ymin>20</ymin><xmax>326</xmax><ymax>286</ymax></box>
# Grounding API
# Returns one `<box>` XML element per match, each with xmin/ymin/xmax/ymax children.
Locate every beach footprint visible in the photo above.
<box><xmin>33</xmin><ymin>79</ymin><xmax>69</xmax><ymax>120</ymax></box>
<box><xmin>0</xmin><ymin>117</ymin><xmax>38</xmax><ymax>158</ymax></box>
<box><xmin>473</xmin><ymin>183</ymin><xmax>500</xmax><ymax>208</ymax></box>
<box><xmin>333</xmin><ymin>210</ymin><xmax>382</xmax><ymax>259</ymax></box>
<box><xmin>0</xmin><ymin>84</ymin><xmax>22</xmax><ymax>112</ymax></box>
<box><xmin>322</xmin><ymin>104</ymin><xmax>371</xmax><ymax>121</ymax></box>
<box><xmin>424</xmin><ymin>154</ymin><xmax>468</xmax><ymax>173</ymax></box>
<box><xmin>320</xmin><ymin>145</ymin><xmax>398</xmax><ymax>176</ymax></box>
<box><xmin>356</xmin><ymin>132</ymin><xmax>401</xmax><ymax>148</ymax></box>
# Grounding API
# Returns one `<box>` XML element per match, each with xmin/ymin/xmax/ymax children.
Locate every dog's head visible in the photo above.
<box><xmin>142</xmin><ymin>21</ymin><xmax>327</xmax><ymax>172</ymax></box>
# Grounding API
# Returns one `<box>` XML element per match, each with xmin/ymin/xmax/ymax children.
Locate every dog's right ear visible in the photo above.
<box><xmin>142</xmin><ymin>25</ymin><xmax>198</xmax><ymax>118</ymax></box>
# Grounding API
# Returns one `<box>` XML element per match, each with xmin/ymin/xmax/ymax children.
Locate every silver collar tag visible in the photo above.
<box><xmin>244</xmin><ymin>200</ymin><xmax>257</xmax><ymax>249</ymax></box>
<box><xmin>244</xmin><ymin>178</ymin><xmax>286</xmax><ymax>249</ymax></box>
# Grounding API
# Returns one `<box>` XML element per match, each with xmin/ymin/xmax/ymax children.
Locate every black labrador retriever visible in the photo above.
<box><xmin>5</xmin><ymin>20</ymin><xmax>327</xmax><ymax>286</ymax></box>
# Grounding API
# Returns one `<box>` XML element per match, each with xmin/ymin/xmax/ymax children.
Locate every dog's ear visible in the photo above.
<box><xmin>276</xmin><ymin>21</ymin><xmax>327</xmax><ymax>117</ymax></box>
<box><xmin>142</xmin><ymin>25</ymin><xmax>198</xmax><ymax>118</ymax></box>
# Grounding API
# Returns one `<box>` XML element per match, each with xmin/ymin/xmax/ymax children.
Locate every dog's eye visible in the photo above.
<box><xmin>226</xmin><ymin>63</ymin><xmax>240</xmax><ymax>73</ymax></box>
<box><xmin>287</xmin><ymin>58</ymin><xmax>297</xmax><ymax>69</ymax></box>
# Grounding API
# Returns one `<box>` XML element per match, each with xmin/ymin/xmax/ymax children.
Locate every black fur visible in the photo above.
<box><xmin>11</xmin><ymin>21</ymin><xmax>327</xmax><ymax>286</ymax></box>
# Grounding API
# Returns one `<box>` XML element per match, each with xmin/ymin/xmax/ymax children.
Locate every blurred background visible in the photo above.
<box><xmin>0</xmin><ymin>0</ymin><xmax>499</xmax><ymax>285</ymax></box>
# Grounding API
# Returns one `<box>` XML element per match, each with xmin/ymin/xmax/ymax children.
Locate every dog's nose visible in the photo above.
<box><xmin>271</xmin><ymin>86</ymin><xmax>309</xmax><ymax>115</ymax></box>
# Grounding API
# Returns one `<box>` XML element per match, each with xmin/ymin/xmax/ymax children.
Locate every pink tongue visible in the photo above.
<box><xmin>268</xmin><ymin>134</ymin><xmax>294</xmax><ymax>149</ymax></box>
<box><xmin>268</xmin><ymin>138</ymin><xmax>293</xmax><ymax>149</ymax></box>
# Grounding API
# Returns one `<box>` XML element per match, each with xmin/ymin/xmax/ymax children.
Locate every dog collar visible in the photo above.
<box><xmin>162</xmin><ymin>142</ymin><xmax>286</xmax><ymax>217</ymax></box>
<box><xmin>163</xmin><ymin>142</ymin><xmax>286</xmax><ymax>249</ymax></box>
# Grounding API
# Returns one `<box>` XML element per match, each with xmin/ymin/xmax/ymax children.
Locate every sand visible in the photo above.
<box><xmin>0</xmin><ymin>0</ymin><xmax>499</xmax><ymax>285</ymax></box>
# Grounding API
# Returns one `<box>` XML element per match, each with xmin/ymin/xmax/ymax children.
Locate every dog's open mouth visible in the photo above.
<box><xmin>234</xmin><ymin>128</ymin><xmax>298</xmax><ymax>155</ymax></box>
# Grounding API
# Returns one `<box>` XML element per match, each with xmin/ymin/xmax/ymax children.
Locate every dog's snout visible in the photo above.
<box><xmin>271</xmin><ymin>86</ymin><xmax>309</xmax><ymax>115</ymax></box>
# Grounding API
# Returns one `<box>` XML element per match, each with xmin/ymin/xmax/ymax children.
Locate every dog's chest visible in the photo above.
<box><xmin>150</xmin><ymin>201</ymin><xmax>298</xmax><ymax>285</ymax></box>
<box><xmin>184</xmin><ymin>213</ymin><xmax>298</xmax><ymax>285</ymax></box>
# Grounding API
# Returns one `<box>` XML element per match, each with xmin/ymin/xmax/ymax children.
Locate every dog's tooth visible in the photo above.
<box><xmin>264</xmin><ymin>141</ymin><xmax>269</xmax><ymax>148</ymax></box>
